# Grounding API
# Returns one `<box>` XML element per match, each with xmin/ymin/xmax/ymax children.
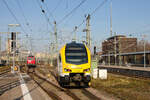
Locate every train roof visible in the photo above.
<box><xmin>66</xmin><ymin>41</ymin><xmax>85</xmax><ymax>48</ymax></box>
<box><xmin>59</xmin><ymin>42</ymin><xmax>87</xmax><ymax>54</ymax></box>
<box><xmin>27</xmin><ymin>55</ymin><xmax>34</xmax><ymax>57</ymax></box>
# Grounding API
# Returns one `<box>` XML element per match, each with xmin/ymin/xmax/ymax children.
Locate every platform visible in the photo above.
<box><xmin>99</xmin><ymin>65</ymin><xmax>150</xmax><ymax>71</ymax></box>
<box><xmin>0</xmin><ymin>72</ymin><xmax>50</xmax><ymax>100</ymax></box>
<box><xmin>99</xmin><ymin>65</ymin><xmax>150</xmax><ymax>78</ymax></box>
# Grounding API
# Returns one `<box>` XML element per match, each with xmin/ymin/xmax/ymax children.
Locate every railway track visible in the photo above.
<box><xmin>0</xmin><ymin>67</ymin><xmax>10</xmax><ymax>77</ymax></box>
<box><xmin>36</xmin><ymin>65</ymin><xmax>102</xmax><ymax>100</ymax></box>
<box><xmin>29</xmin><ymin>71</ymin><xmax>80</xmax><ymax>100</ymax></box>
<box><xmin>0</xmin><ymin>79</ymin><xmax>20</xmax><ymax>95</ymax></box>
<box><xmin>29</xmin><ymin>73</ymin><xmax>62</xmax><ymax>100</ymax></box>
<box><xmin>0</xmin><ymin>70</ymin><xmax>10</xmax><ymax>77</ymax></box>
<box><xmin>20</xmin><ymin>64</ymin><xmax>79</xmax><ymax>100</ymax></box>
<box><xmin>19</xmin><ymin>64</ymin><xmax>102</xmax><ymax>100</ymax></box>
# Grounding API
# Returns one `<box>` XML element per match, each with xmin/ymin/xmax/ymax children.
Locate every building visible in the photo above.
<box><xmin>102</xmin><ymin>35</ymin><xmax>137</xmax><ymax>65</ymax></box>
<box><xmin>102</xmin><ymin>35</ymin><xmax>137</xmax><ymax>54</ymax></box>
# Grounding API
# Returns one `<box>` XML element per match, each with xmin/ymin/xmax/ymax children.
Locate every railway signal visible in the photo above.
<box><xmin>8</xmin><ymin>24</ymin><xmax>20</xmax><ymax>73</ymax></box>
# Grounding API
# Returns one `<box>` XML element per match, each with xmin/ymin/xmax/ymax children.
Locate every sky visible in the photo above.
<box><xmin>0</xmin><ymin>0</ymin><xmax>150</xmax><ymax>53</ymax></box>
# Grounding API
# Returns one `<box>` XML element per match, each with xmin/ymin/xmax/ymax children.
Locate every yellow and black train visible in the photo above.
<box><xmin>57</xmin><ymin>42</ymin><xmax>91</xmax><ymax>86</ymax></box>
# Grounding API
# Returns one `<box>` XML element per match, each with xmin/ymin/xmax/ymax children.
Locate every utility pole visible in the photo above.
<box><xmin>0</xmin><ymin>35</ymin><xmax>1</xmax><ymax>52</ymax></box>
<box><xmin>108</xmin><ymin>51</ymin><xmax>110</xmax><ymax>66</ymax></box>
<box><xmin>73</xmin><ymin>26</ymin><xmax>77</xmax><ymax>41</ymax></box>
<box><xmin>7</xmin><ymin>27</ymin><xmax>10</xmax><ymax>66</ymax></box>
<box><xmin>50</xmin><ymin>43</ymin><xmax>54</xmax><ymax>66</ymax></box>
<box><xmin>144</xmin><ymin>39</ymin><xmax>146</xmax><ymax>68</ymax></box>
<box><xmin>86</xmin><ymin>14</ymin><xmax>91</xmax><ymax>49</ymax></box>
<box><xmin>114</xmin><ymin>32</ymin><xmax>117</xmax><ymax>65</ymax></box>
<box><xmin>29</xmin><ymin>36</ymin><xmax>33</xmax><ymax>54</ymax></box>
<box><xmin>119</xmin><ymin>37</ymin><xmax>121</xmax><ymax>66</ymax></box>
<box><xmin>110</xmin><ymin>0</ymin><xmax>113</xmax><ymax>36</ymax></box>
<box><xmin>143</xmin><ymin>34</ymin><xmax>146</xmax><ymax>68</ymax></box>
<box><xmin>54</xmin><ymin>21</ymin><xmax>58</xmax><ymax>52</ymax></box>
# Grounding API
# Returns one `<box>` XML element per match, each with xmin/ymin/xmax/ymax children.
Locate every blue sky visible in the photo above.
<box><xmin>0</xmin><ymin>0</ymin><xmax>150</xmax><ymax>52</ymax></box>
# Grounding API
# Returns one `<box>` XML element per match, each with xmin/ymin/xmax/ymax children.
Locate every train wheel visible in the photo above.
<box><xmin>59</xmin><ymin>82</ymin><xmax>64</xmax><ymax>87</ymax></box>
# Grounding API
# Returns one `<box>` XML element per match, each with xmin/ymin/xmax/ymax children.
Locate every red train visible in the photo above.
<box><xmin>27</xmin><ymin>55</ymin><xmax>36</xmax><ymax>68</ymax></box>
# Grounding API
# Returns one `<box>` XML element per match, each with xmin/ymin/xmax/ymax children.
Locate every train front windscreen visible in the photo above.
<box><xmin>28</xmin><ymin>57</ymin><xmax>34</xmax><ymax>60</ymax></box>
<box><xmin>65</xmin><ymin>44</ymin><xmax>88</xmax><ymax>65</ymax></box>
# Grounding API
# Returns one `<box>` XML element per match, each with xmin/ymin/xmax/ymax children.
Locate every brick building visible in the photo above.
<box><xmin>101</xmin><ymin>35</ymin><xmax>138</xmax><ymax>65</ymax></box>
<box><xmin>102</xmin><ymin>35</ymin><xmax>137</xmax><ymax>55</ymax></box>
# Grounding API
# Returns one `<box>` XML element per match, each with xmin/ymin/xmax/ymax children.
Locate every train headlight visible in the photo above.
<box><xmin>84</xmin><ymin>68</ymin><xmax>90</xmax><ymax>72</ymax></box>
<box><xmin>64</xmin><ymin>68</ymin><xmax>68</xmax><ymax>72</ymax></box>
<box><xmin>64</xmin><ymin>68</ymin><xmax>72</xmax><ymax>72</ymax></box>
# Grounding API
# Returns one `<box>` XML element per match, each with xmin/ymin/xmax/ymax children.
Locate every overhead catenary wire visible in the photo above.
<box><xmin>57</xmin><ymin>0</ymin><xmax>87</xmax><ymax>25</ymax></box>
<box><xmin>35</xmin><ymin>0</ymin><xmax>53</xmax><ymax>34</ymax></box>
<box><xmin>51</xmin><ymin>0</ymin><xmax>62</xmax><ymax>14</ymax></box>
<box><xmin>2</xmin><ymin>0</ymin><xmax>27</xmax><ymax>34</ymax></box>
<box><xmin>15</xmin><ymin>0</ymin><xmax>33</xmax><ymax>33</ymax></box>
<box><xmin>3</xmin><ymin>0</ymin><xmax>33</xmax><ymax>52</ymax></box>
<box><xmin>41</xmin><ymin>0</ymin><xmax>56</xmax><ymax>21</ymax></box>
<box><xmin>90</xmin><ymin>0</ymin><xmax>108</xmax><ymax>16</ymax></box>
<box><xmin>70</xmin><ymin>0</ymin><xmax>108</xmax><ymax>34</ymax></box>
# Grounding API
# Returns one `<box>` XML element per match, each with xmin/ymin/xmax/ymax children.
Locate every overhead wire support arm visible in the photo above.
<box><xmin>110</xmin><ymin>0</ymin><xmax>113</xmax><ymax>36</ymax></box>
<box><xmin>54</xmin><ymin>21</ymin><xmax>58</xmax><ymax>52</ymax></box>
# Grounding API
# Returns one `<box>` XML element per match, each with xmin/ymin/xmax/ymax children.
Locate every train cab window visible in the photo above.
<box><xmin>28</xmin><ymin>57</ymin><xmax>34</xmax><ymax>60</ymax></box>
<box><xmin>65</xmin><ymin>43</ymin><xmax>88</xmax><ymax>65</ymax></box>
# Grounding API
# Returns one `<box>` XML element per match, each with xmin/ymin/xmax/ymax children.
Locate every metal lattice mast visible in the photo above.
<box><xmin>73</xmin><ymin>26</ymin><xmax>77</xmax><ymax>41</ymax></box>
<box><xmin>110</xmin><ymin>0</ymin><xmax>113</xmax><ymax>37</ymax></box>
<box><xmin>54</xmin><ymin>21</ymin><xmax>58</xmax><ymax>52</ymax></box>
<box><xmin>86</xmin><ymin>14</ymin><xmax>91</xmax><ymax>49</ymax></box>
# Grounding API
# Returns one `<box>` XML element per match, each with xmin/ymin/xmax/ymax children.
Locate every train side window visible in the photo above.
<box><xmin>59</xmin><ymin>54</ymin><xmax>61</xmax><ymax>62</ymax></box>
